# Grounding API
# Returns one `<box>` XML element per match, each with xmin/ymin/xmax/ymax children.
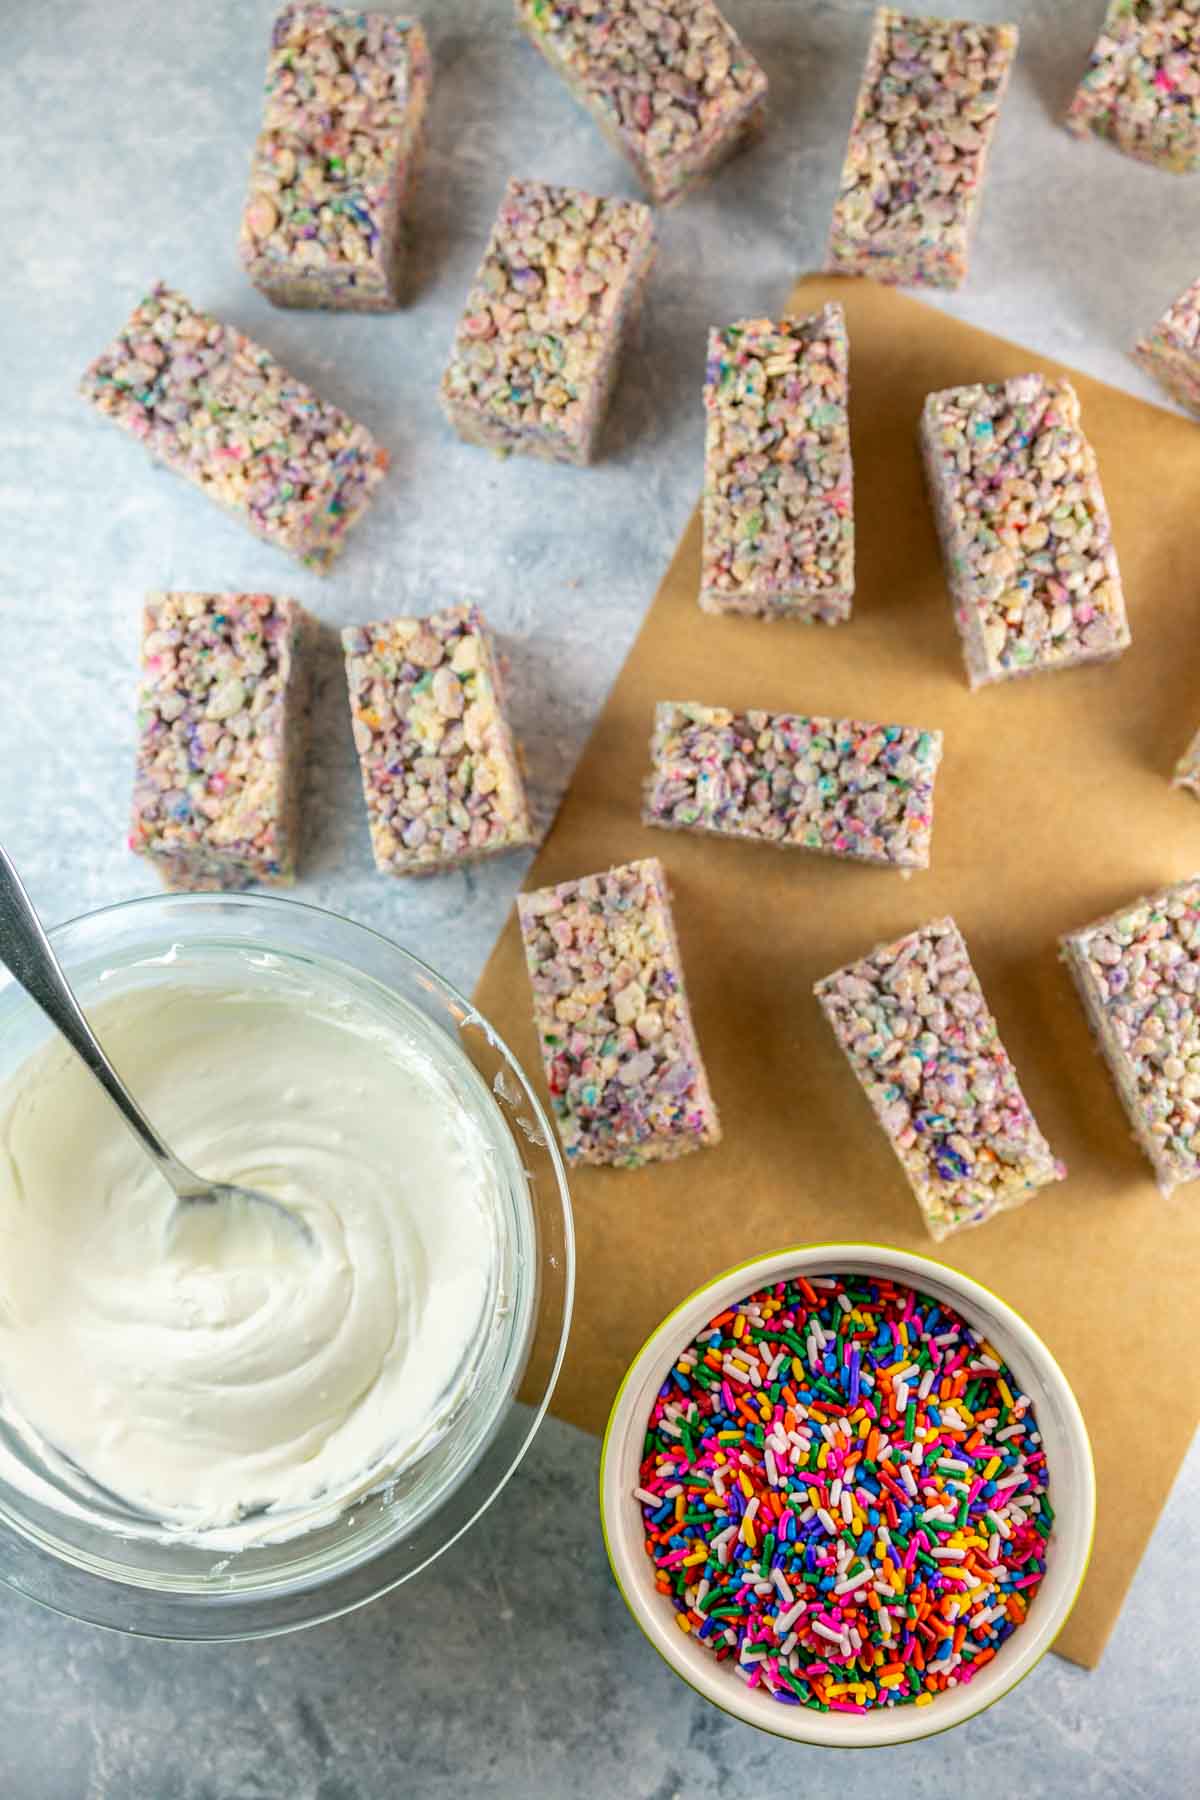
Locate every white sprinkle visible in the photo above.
<box><xmin>781</xmin><ymin>1632</ymin><xmax>799</xmax><ymax>1657</ymax></box>
<box><xmin>633</xmin><ymin>1487</ymin><xmax>660</xmax><ymax>1506</ymax></box>
<box><xmin>834</xmin><ymin>1566</ymin><xmax>873</xmax><ymax>1595</ymax></box>
<box><xmin>813</xmin><ymin>1620</ymin><xmax>845</xmax><ymax>1645</ymax></box>
<box><xmin>765</xmin><ymin>1449</ymin><xmax>779</xmax><ymax>1488</ymax></box>
<box><xmin>817</xmin><ymin>1507</ymin><xmax>839</xmax><ymax>1535</ymax></box>
<box><xmin>830</xmin><ymin>1478</ymin><xmax>843</xmax><ymax>1507</ymax></box>
<box><xmin>840</xmin><ymin>1490</ymin><xmax>854</xmax><ymax>1524</ymax></box>
<box><xmin>776</xmin><ymin>1597</ymin><xmax>808</xmax><ymax>1636</ymax></box>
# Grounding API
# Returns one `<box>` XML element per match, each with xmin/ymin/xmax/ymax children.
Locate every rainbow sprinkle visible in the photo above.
<box><xmin>636</xmin><ymin>1273</ymin><xmax>1052</xmax><ymax>1712</ymax></box>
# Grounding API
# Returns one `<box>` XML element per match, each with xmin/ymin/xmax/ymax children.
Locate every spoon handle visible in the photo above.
<box><xmin>0</xmin><ymin>846</ymin><xmax>195</xmax><ymax>1196</ymax></box>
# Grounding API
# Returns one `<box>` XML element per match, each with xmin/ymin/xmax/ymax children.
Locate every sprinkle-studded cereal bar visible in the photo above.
<box><xmin>517</xmin><ymin>857</ymin><xmax>720</xmax><ymax>1168</ymax></box>
<box><xmin>341</xmin><ymin>605</ymin><xmax>534</xmax><ymax>876</ymax></box>
<box><xmin>440</xmin><ymin>177</ymin><xmax>655</xmax><ymax>465</ymax></box>
<box><xmin>920</xmin><ymin>374</ymin><xmax>1131</xmax><ymax>687</ymax></box>
<box><xmin>643</xmin><ymin>702</ymin><xmax>943</xmax><ymax>870</ymax></box>
<box><xmin>1065</xmin><ymin>1</ymin><xmax>1200</xmax><ymax>173</ymax></box>
<box><xmin>131</xmin><ymin>592</ymin><xmax>315</xmax><ymax>892</ymax></box>
<box><xmin>80</xmin><ymin>284</ymin><xmax>388</xmax><ymax>571</ymax></box>
<box><xmin>1061</xmin><ymin>877</ymin><xmax>1200</xmax><ymax>1193</ymax></box>
<box><xmin>239</xmin><ymin>5</ymin><xmax>432</xmax><ymax>311</ymax></box>
<box><xmin>514</xmin><ymin>0</ymin><xmax>768</xmax><ymax>206</ymax></box>
<box><xmin>700</xmin><ymin>305</ymin><xmax>854</xmax><ymax>622</ymax></box>
<box><xmin>826</xmin><ymin>9</ymin><xmax>1018</xmax><ymax>290</ymax></box>
<box><xmin>1134</xmin><ymin>276</ymin><xmax>1200</xmax><ymax>415</ymax></box>
<box><xmin>815</xmin><ymin>918</ymin><xmax>1065</xmax><ymax>1239</ymax></box>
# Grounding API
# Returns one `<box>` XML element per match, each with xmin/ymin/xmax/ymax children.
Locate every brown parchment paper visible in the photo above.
<box><xmin>474</xmin><ymin>274</ymin><xmax>1200</xmax><ymax>1669</ymax></box>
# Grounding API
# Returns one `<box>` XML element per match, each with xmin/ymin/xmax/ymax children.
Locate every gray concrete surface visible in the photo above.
<box><xmin>1</xmin><ymin>2</ymin><xmax>1195</xmax><ymax>1794</ymax></box>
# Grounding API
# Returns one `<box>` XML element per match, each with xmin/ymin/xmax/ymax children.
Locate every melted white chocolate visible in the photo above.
<box><xmin>0</xmin><ymin>980</ymin><xmax>507</xmax><ymax>1546</ymax></box>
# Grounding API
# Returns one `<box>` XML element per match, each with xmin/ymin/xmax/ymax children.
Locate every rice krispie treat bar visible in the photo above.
<box><xmin>1065</xmin><ymin>1</ymin><xmax>1200</xmax><ymax>173</ymax></box>
<box><xmin>826</xmin><ymin>9</ymin><xmax>1018</xmax><ymax>290</ymax></box>
<box><xmin>700</xmin><ymin>305</ymin><xmax>854</xmax><ymax>622</ymax></box>
<box><xmin>920</xmin><ymin>374</ymin><xmax>1131</xmax><ymax>687</ymax></box>
<box><xmin>514</xmin><ymin>0</ymin><xmax>767</xmax><ymax>206</ymax></box>
<box><xmin>239</xmin><ymin>5</ymin><xmax>432</xmax><ymax>311</ymax></box>
<box><xmin>131</xmin><ymin>592</ymin><xmax>315</xmax><ymax>892</ymax></box>
<box><xmin>1134</xmin><ymin>276</ymin><xmax>1200</xmax><ymax>414</ymax></box>
<box><xmin>1062</xmin><ymin>877</ymin><xmax>1200</xmax><ymax>1193</ymax></box>
<box><xmin>643</xmin><ymin>702</ymin><xmax>943</xmax><ymax>870</ymax></box>
<box><xmin>517</xmin><ymin>856</ymin><xmax>720</xmax><ymax>1168</ymax></box>
<box><xmin>815</xmin><ymin>918</ymin><xmax>1065</xmax><ymax>1239</ymax></box>
<box><xmin>342</xmin><ymin>605</ymin><xmax>533</xmax><ymax>876</ymax></box>
<box><xmin>440</xmin><ymin>177</ymin><xmax>655</xmax><ymax>465</ymax></box>
<box><xmin>80</xmin><ymin>284</ymin><xmax>388</xmax><ymax>572</ymax></box>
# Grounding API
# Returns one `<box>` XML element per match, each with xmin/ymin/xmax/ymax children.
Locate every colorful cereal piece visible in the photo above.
<box><xmin>239</xmin><ymin>5</ymin><xmax>432</xmax><ymax>311</ymax></box>
<box><xmin>642</xmin><ymin>702</ymin><xmax>943</xmax><ymax>870</ymax></box>
<box><xmin>1134</xmin><ymin>275</ymin><xmax>1200</xmax><ymax>415</ymax></box>
<box><xmin>637</xmin><ymin>1271</ymin><xmax>1053</xmax><ymax>1711</ymax></box>
<box><xmin>826</xmin><ymin>9</ymin><xmax>1018</xmax><ymax>290</ymax></box>
<box><xmin>131</xmin><ymin>592</ymin><xmax>315</xmax><ymax>893</ymax></box>
<box><xmin>517</xmin><ymin>856</ymin><xmax>720</xmax><ymax>1167</ymax></box>
<box><xmin>700</xmin><ymin>306</ymin><xmax>854</xmax><ymax>622</ymax></box>
<box><xmin>920</xmin><ymin>374</ymin><xmax>1131</xmax><ymax>688</ymax></box>
<box><xmin>440</xmin><ymin>177</ymin><xmax>655</xmax><ymax>466</ymax></box>
<box><xmin>341</xmin><ymin>605</ymin><xmax>534</xmax><ymax>876</ymax></box>
<box><xmin>80</xmin><ymin>284</ymin><xmax>389</xmax><ymax>572</ymax></box>
<box><xmin>1065</xmin><ymin>0</ymin><xmax>1200</xmax><ymax>173</ymax></box>
<box><xmin>514</xmin><ymin>0</ymin><xmax>767</xmax><ymax>206</ymax></box>
<box><xmin>1061</xmin><ymin>876</ymin><xmax>1200</xmax><ymax>1194</ymax></box>
<box><xmin>815</xmin><ymin>918</ymin><xmax>1065</xmax><ymax>1239</ymax></box>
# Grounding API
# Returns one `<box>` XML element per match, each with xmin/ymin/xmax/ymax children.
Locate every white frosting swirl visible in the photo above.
<box><xmin>0</xmin><ymin>980</ymin><xmax>508</xmax><ymax>1547</ymax></box>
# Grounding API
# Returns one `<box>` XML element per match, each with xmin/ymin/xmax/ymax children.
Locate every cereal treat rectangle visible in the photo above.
<box><xmin>514</xmin><ymin>0</ymin><xmax>768</xmax><ymax>206</ymax></box>
<box><xmin>80</xmin><ymin>284</ymin><xmax>388</xmax><ymax>572</ymax></box>
<box><xmin>1134</xmin><ymin>277</ymin><xmax>1200</xmax><ymax>415</ymax></box>
<box><xmin>920</xmin><ymin>374</ymin><xmax>1131</xmax><ymax>687</ymax></box>
<box><xmin>643</xmin><ymin>702</ymin><xmax>942</xmax><ymax>870</ymax></box>
<box><xmin>439</xmin><ymin>177</ymin><xmax>655</xmax><ymax>465</ymax></box>
<box><xmin>1062</xmin><ymin>879</ymin><xmax>1200</xmax><ymax>1193</ymax></box>
<box><xmin>1065</xmin><ymin>1</ymin><xmax>1200</xmax><ymax>173</ymax></box>
<box><xmin>131</xmin><ymin>592</ymin><xmax>315</xmax><ymax>893</ymax></box>
<box><xmin>341</xmin><ymin>605</ymin><xmax>534</xmax><ymax>876</ymax></box>
<box><xmin>239</xmin><ymin>6</ymin><xmax>432</xmax><ymax>311</ymax></box>
<box><xmin>826</xmin><ymin>9</ymin><xmax>1018</xmax><ymax>290</ymax></box>
<box><xmin>700</xmin><ymin>305</ymin><xmax>854</xmax><ymax>622</ymax></box>
<box><xmin>815</xmin><ymin>918</ymin><xmax>1065</xmax><ymax>1239</ymax></box>
<box><xmin>517</xmin><ymin>857</ymin><xmax>720</xmax><ymax>1168</ymax></box>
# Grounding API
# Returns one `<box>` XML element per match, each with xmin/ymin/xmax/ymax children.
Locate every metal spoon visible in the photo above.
<box><xmin>0</xmin><ymin>845</ymin><xmax>307</xmax><ymax>1240</ymax></box>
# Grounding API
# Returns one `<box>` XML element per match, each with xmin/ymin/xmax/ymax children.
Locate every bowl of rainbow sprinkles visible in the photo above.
<box><xmin>600</xmin><ymin>1243</ymin><xmax>1094</xmax><ymax>1747</ymax></box>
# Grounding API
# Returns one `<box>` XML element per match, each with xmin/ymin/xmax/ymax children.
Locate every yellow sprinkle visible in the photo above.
<box><xmin>983</xmin><ymin>1457</ymin><xmax>1001</xmax><ymax>1481</ymax></box>
<box><xmin>676</xmin><ymin>1614</ymin><xmax>692</xmax><ymax>1633</ymax></box>
<box><xmin>739</xmin><ymin>1471</ymin><xmax>754</xmax><ymax>1498</ymax></box>
<box><xmin>818</xmin><ymin>1445</ymin><xmax>830</xmax><ymax>1469</ymax></box>
<box><xmin>732</xmin><ymin>1315</ymin><xmax>746</xmax><ymax>1339</ymax></box>
<box><xmin>915</xmin><ymin>1693</ymin><xmax>933</xmax><ymax>1708</ymax></box>
<box><xmin>808</xmin><ymin>1485</ymin><xmax>822</xmax><ymax>1509</ymax></box>
<box><xmin>742</xmin><ymin>1520</ymin><xmax>757</xmax><ymax>1550</ymax></box>
<box><xmin>879</xmin><ymin>1672</ymin><xmax>905</xmax><ymax>1688</ymax></box>
<box><xmin>675</xmin><ymin>1495</ymin><xmax>685</xmax><ymax>1522</ymax></box>
<box><xmin>998</xmin><ymin>1379</ymin><xmax>1015</xmax><ymax>1410</ymax></box>
<box><xmin>792</xmin><ymin>1357</ymin><xmax>805</xmax><ymax>1380</ymax></box>
<box><xmin>683</xmin><ymin>1549</ymin><xmax>707</xmax><ymax>1567</ymax></box>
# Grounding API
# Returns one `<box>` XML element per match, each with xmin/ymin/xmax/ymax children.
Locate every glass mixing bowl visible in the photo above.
<box><xmin>0</xmin><ymin>892</ymin><xmax>574</xmax><ymax>1640</ymax></box>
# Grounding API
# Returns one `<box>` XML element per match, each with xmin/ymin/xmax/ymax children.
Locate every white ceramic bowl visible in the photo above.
<box><xmin>600</xmin><ymin>1243</ymin><xmax>1095</xmax><ymax>1748</ymax></box>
